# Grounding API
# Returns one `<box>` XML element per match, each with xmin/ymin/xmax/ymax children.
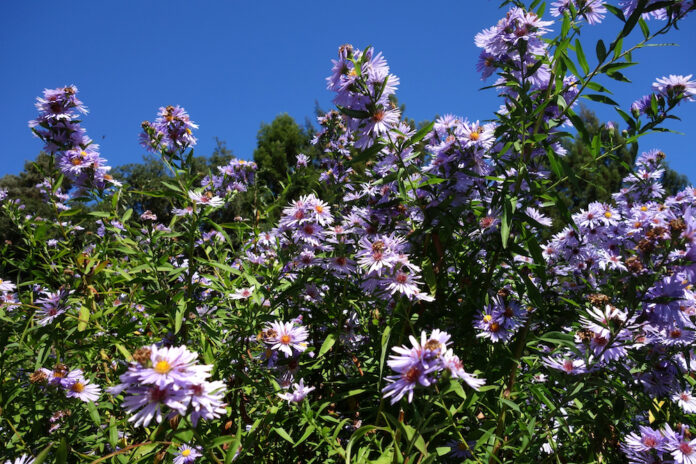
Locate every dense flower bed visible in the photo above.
<box><xmin>2</xmin><ymin>1</ymin><xmax>696</xmax><ymax>462</ymax></box>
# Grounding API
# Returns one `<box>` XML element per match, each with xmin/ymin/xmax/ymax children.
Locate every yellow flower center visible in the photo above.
<box><xmin>483</xmin><ymin>314</ymin><xmax>492</xmax><ymax>322</ymax></box>
<box><xmin>604</xmin><ymin>211</ymin><xmax>612</xmax><ymax>218</ymax></box>
<box><xmin>182</xmin><ymin>449</ymin><xmax>191</xmax><ymax>457</ymax></box>
<box><xmin>469</xmin><ymin>131</ymin><xmax>480</xmax><ymax>141</ymax></box>
<box><xmin>280</xmin><ymin>334</ymin><xmax>292</xmax><ymax>344</ymax></box>
<box><xmin>315</xmin><ymin>205</ymin><xmax>324</xmax><ymax>213</ymax></box>
<box><xmin>71</xmin><ymin>382</ymin><xmax>85</xmax><ymax>393</ymax></box>
<box><xmin>80</xmin><ymin>150</ymin><xmax>88</xmax><ymax>157</ymax></box>
<box><xmin>154</xmin><ymin>360</ymin><xmax>172</xmax><ymax>374</ymax></box>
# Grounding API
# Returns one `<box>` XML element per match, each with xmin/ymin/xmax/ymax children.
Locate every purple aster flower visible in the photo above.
<box><xmin>551</xmin><ymin>0</ymin><xmax>606</xmax><ymax>24</ymax></box>
<box><xmin>653</xmin><ymin>74</ymin><xmax>696</xmax><ymax>102</ymax></box>
<box><xmin>621</xmin><ymin>425</ymin><xmax>669</xmax><ymax>463</ymax></box>
<box><xmin>441</xmin><ymin>349</ymin><xmax>485</xmax><ymax>390</ymax></box>
<box><xmin>189</xmin><ymin>190</ymin><xmax>225</xmax><ymax>208</ymax></box>
<box><xmin>229</xmin><ymin>286</ymin><xmax>254</xmax><ymax>300</ymax></box>
<box><xmin>292</xmin><ymin>222</ymin><xmax>325</xmax><ymax>246</ymax></box>
<box><xmin>40</xmin><ymin>365</ymin><xmax>81</xmax><ymax>388</ymax></box>
<box><xmin>29</xmin><ymin>85</ymin><xmax>87</xmax><ymax>128</ymax></box>
<box><xmin>173</xmin><ymin>206</ymin><xmax>194</xmax><ymax>216</ymax></box>
<box><xmin>1</xmin><ymin>291</ymin><xmax>20</xmax><ymax>311</ymax></box>
<box><xmin>0</xmin><ymin>279</ymin><xmax>16</xmax><ymax>293</ymax></box>
<box><xmin>542</xmin><ymin>354</ymin><xmax>588</xmax><ymax>374</ymax></box>
<box><xmin>65</xmin><ymin>375</ymin><xmax>102</xmax><ymax>403</ymax></box>
<box><xmin>382</xmin><ymin>264</ymin><xmax>429</xmax><ymax>300</ymax></box>
<box><xmin>262</xmin><ymin>320</ymin><xmax>309</xmax><ymax>357</ymax></box>
<box><xmin>137</xmin><ymin>345</ymin><xmax>209</xmax><ymax>389</ymax></box>
<box><xmin>447</xmin><ymin>439</ymin><xmax>475</xmax><ymax>459</ymax></box>
<box><xmin>120</xmin><ymin>384</ymin><xmax>189</xmax><ymax>428</ymax></box>
<box><xmin>382</xmin><ymin>329</ymin><xmax>461</xmax><ymax>404</ymax></box>
<box><xmin>673</xmin><ymin>390</ymin><xmax>696</xmax><ymax>413</ymax></box>
<box><xmin>278</xmin><ymin>378</ymin><xmax>316</xmax><ymax>403</ymax></box>
<box><xmin>631</xmin><ymin>94</ymin><xmax>653</xmax><ymax>116</ymax></box>
<box><xmin>35</xmin><ymin>289</ymin><xmax>70</xmax><ymax>326</ymax></box>
<box><xmin>673</xmin><ymin>438</ymin><xmax>696</xmax><ymax>464</ymax></box>
<box><xmin>295</xmin><ymin>153</ymin><xmax>309</xmax><ymax>168</ymax></box>
<box><xmin>188</xmin><ymin>380</ymin><xmax>227</xmax><ymax>426</ymax></box>
<box><xmin>525</xmin><ymin>207</ymin><xmax>553</xmax><ymax>227</ymax></box>
<box><xmin>142</xmin><ymin>105</ymin><xmax>198</xmax><ymax>153</ymax></box>
<box><xmin>382</xmin><ymin>357</ymin><xmax>435</xmax><ymax>404</ymax></box>
<box><xmin>174</xmin><ymin>444</ymin><xmax>202</xmax><ymax>464</ymax></box>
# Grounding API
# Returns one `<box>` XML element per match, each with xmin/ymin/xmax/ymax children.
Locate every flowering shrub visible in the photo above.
<box><xmin>3</xmin><ymin>1</ymin><xmax>696</xmax><ymax>462</ymax></box>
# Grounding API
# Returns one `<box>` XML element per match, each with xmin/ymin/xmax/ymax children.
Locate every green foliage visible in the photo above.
<box><xmin>0</xmin><ymin>153</ymin><xmax>69</xmax><ymax>247</ymax></box>
<box><xmin>556</xmin><ymin>106</ymin><xmax>688</xmax><ymax>213</ymax></box>
<box><xmin>253</xmin><ymin>114</ymin><xmax>319</xmax><ymax>218</ymax></box>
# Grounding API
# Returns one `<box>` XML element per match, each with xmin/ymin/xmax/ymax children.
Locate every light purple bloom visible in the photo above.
<box><xmin>174</xmin><ymin>444</ymin><xmax>202</xmax><ymax>464</ymax></box>
<box><xmin>229</xmin><ymin>286</ymin><xmax>254</xmax><ymax>300</ymax></box>
<box><xmin>137</xmin><ymin>345</ymin><xmax>209</xmax><ymax>389</ymax></box>
<box><xmin>278</xmin><ymin>379</ymin><xmax>315</xmax><ymax>403</ymax></box>
<box><xmin>189</xmin><ymin>190</ymin><xmax>225</xmax><ymax>208</ymax></box>
<box><xmin>120</xmin><ymin>384</ymin><xmax>189</xmax><ymax>428</ymax></box>
<box><xmin>263</xmin><ymin>320</ymin><xmax>309</xmax><ymax>357</ymax></box>
<box><xmin>65</xmin><ymin>375</ymin><xmax>102</xmax><ymax>403</ymax></box>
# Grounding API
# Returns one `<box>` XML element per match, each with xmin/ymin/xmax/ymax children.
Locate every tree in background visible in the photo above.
<box><xmin>253</xmin><ymin>113</ymin><xmax>320</xmax><ymax>222</ymax></box>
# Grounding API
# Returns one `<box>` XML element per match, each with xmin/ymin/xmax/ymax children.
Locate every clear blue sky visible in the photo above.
<box><xmin>2</xmin><ymin>1</ymin><xmax>695</xmax><ymax>181</ymax></box>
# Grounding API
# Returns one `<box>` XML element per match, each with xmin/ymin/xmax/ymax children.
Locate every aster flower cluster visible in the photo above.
<box><xmin>532</xmin><ymin>150</ymin><xmax>696</xmax><ymax>405</ymax></box>
<box><xmin>311</xmin><ymin>110</ymin><xmax>356</xmax><ymax>185</ymax></box>
<box><xmin>141</xmin><ymin>105</ymin><xmax>198</xmax><ymax>154</ymax></box>
<box><xmin>474</xmin><ymin>7</ymin><xmax>553</xmax><ymax>85</ymax></box>
<box><xmin>326</xmin><ymin>45</ymin><xmax>400</xmax><ymax>149</ymax></box>
<box><xmin>35</xmin><ymin>178</ymin><xmax>70</xmax><ymax>211</ymax></box>
<box><xmin>201</xmin><ymin>158</ymin><xmax>257</xmax><ymax>194</ymax></box>
<box><xmin>382</xmin><ymin>330</ymin><xmax>484</xmax><ymax>404</ymax></box>
<box><xmin>422</xmin><ymin>114</ymin><xmax>496</xmax><ymax>206</ymax></box>
<box><xmin>632</xmin><ymin>74</ymin><xmax>696</xmax><ymax>117</ymax></box>
<box><xmin>29</xmin><ymin>86</ymin><xmax>116</xmax><ymax>190</ymax></box>
<box><xmin>108</xmin><ymin>345</ymin><xmax>226</xmax><ymax>427</ymax></box>
<box><xmin>622</xmin><ymin>424</ymin><xmax>696</xmax><ymax>464</ymax></box>
<box><xmin>7</xmin><ymin>3</ymin><xmax>696</xmax><ymax>461</ymax></box>
<box><xmin>35</xmin><ymin>365</ymin><xmax>101</xmax><ymax>403</ymax></box>
<box><xmin>475</xmin><ymin>294</ymin><xmax>529</xmax><ymax>343</ymax></box>
<box><xmin>275</xmin><ymin>192</ymin><xmax>432</xmax><ymax>302</ymax></box>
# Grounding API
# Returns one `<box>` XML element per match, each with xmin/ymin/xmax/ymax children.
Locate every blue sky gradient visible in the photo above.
<box><xmin>2</xmin><ymin>1</ymin><xmax>695</xmax><ymax>181</ymax></box>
